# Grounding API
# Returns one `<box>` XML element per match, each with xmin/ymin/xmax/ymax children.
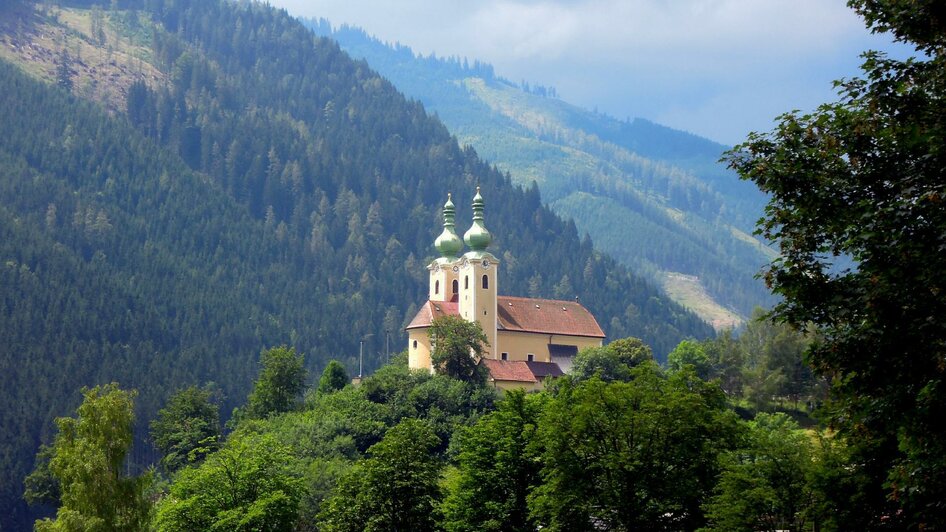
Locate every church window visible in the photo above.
<box><xmin>452</xmin><ymin>279</ymin><xmax>458</xmax><ymax>295</ymax></box>
<box><xmin>435</xmin><ymin>280</ymin><xmax>439</xmax><ymax>295</ymax></box>
<box><xmin>501</xmin><ymin>352</ymin><xmax>508</xmax><ymax>360</ymax></box>
<box><xmin>413</xmin><ymin>340</ymin><xmax>418</xmax><ymax>349</ymax></box>
<box><xmin>465</xmin><ymin>276</ymin><xmax>469</xmax><ymax>289</ymax></box>
<box><xmin>527</xmin><ymin>353</ymin><xmax>535</xmax><ymax>361</ymax></box>
<box><xmin>482</xmin><ymin>274</ymin><xmax>489</xmax><ymax>289</ymax></box>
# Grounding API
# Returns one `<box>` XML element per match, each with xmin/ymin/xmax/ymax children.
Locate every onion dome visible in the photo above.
<box><xmin>434</xmin><ymin>193</ymin><xmax>463</xmax><ymax>258</ymax></box>
<box><xmin>463</xmin><ymin>187</ymin><xmax>492</xmax><ymax>251</ymax></box>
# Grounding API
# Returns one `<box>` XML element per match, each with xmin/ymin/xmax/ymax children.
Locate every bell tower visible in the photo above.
<box><xmin>428</xmin><ymin>193</ymin><xmax>462</xmax><ymax>302</ymax></box>
<box><xmin>458</xmin><ymin>187</ymin><xmax>499</xmax><ymax>358</ymax></box>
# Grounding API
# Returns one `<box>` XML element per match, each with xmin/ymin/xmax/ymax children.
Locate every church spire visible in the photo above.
<box><xmin>463</xmin><ymin>187</ymin><xmax>492</xmax><ymax>251</ymax></box>
<box><xmin>434</xmin><ymin>193</ymin><xmax>463</xmax><ymax>259</ymax></box>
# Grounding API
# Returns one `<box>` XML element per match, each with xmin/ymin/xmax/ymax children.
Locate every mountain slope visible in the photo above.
<box><xmin>306</xmin><ymin>22</ymin><xmax>776</xmax><ymax>325</ymax></box>
<box><xmin>0</xmin><ymin>1</ymin><xmax>712</xmax><ymax>526</ymax></box>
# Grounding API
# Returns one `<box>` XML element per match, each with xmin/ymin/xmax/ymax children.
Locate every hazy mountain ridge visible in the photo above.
<box><xmin>0</xmin><ymin>1</ymin><xmax>713</xmax><ymax>526</ymax></box>
<box><xmin>307</xmin><ymin>21</ymin><xmax>776</xmax><ymax>324</ymax></box>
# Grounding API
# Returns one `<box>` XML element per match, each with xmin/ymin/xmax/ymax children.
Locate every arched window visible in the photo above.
<box><xmin>452</xmin><ymin>279</ymin><xmax>459</xmax><ymax>295</ymax></box>
<box><xmin>465</xmin><ymin>276</ymin><xmax>469</xmax><ymax>289</ymax></box>
<box><xmin>435</xmin><ymin>280</ymin><xmax>439</xmax><ymax>295</ymax></box>
<box><xmin>412</xmin><ymin>340</ymin><xmax>418</xmax><ymax>349</ymax></box>
<box><xmin>482</xmin><ymin>274</ymin><xmax>489</xmax><ymax>289</ymax></box>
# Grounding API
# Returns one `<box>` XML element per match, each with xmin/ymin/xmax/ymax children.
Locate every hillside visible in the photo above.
<box><xmin>306</xmin><ymin>22</ymin><xmax>777</xmax><ymax>327</ymax></box>
<box><xmin>0</xmin><ymin>0</ymin><xmax>713</xmax><ymax>526</ymax></box>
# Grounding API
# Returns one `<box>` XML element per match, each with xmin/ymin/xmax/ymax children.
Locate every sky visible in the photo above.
<box><xmin>268</xmin><ymin>0</ymin><xmax>915</xmax><ymax>145</ymax></box>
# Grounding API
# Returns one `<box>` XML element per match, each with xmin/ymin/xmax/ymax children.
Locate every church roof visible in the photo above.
<box><xmin>479</xmin><ymin>359</ymin><xmax>566</xmax><ymax>383</ymax></box>
<box><xmin>497</xmin><ymin>296</ymin><xmax>605</xmax><ymax>338</ymax></box>
<box><xmin>405</xmin><ymin>296</ymin><xmax>605</xmax><ymax>339</ymax></box>
<box><xmin>405</xmin><ymin>300</ymin><xmax>459</xmax><ymax>330</ymax></box>
<box><xmin>480</xmin><ymin>359</ymin><xmax>537</xmax><ymax>383</ymax></box>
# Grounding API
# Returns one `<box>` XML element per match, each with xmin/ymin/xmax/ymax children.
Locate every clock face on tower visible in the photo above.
<box><xmin>481</xmin><ymin>259</ymin><xmax>490</xmax><ymax>269</ymax></box>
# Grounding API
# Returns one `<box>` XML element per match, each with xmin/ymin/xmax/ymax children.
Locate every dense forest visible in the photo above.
<box><xmin>26</xmin><ymin>317</ymin><xmax>832</xmax><ymax>531</ymax></box>
<box><xmin>307</xmin><ymin>21</ymin><xmax>776</xmax><ymax>322</ymax></box>
<box><xmin>0</xmin><ymin>0</ymin><xmax>713</xmax><ymax>526</ymax></box>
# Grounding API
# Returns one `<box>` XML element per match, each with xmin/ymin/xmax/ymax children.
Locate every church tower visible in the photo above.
<box><xmin>458</xmin><ymin>187</ymin><xmax>499</xmax><ymax>358</ymax></box>
<box><xmin>428</xmin><ymin>193</ymin><xmax>462</xmax><ymax>301</ymax></box>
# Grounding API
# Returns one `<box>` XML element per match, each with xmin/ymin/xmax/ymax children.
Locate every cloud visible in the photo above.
<box><xmin>269</xmin><ymin>0</ymin><xmax>912</xmax><ymax>144</ymax></box>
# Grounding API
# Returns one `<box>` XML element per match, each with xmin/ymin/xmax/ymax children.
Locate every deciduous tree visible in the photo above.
<box><xmin>33</xmin><ymin>383</ymin><xmax>152</xmax><ymax>531</ymax></box>
<box><xmin>428</xmin><ymin>316</ymin><xmax>488</xmax><ymax>383</ymax></box>
<box><xmin>442</xmin><ymin>390</ymin><xmax>544</xmax><ymax>532</ymax></box>
<box><xmin>317</xmin><ymin>360</ymin><xmax>350</xmax><ymax>395</ymax></box>
<box><xmin>530</xmin><ymin>366</ymin><xmax>741</xmax><ymax>530</ymax></box>
<box><xmin>724</xmin><ymin>1</ymin><xmax>946</xmax><ymax>525</ymax></box>
<box><xmin>154</xmin><ymin>432</ymin><xmax>303</xmax><ymax>531</ymax></box>
<box><xmin>318</xmin><ymin>419</ymin><xmax>442</xmax><ymax>531</ymax></box>
<box><xmin>246</xmin><ymin>346</ymin><xmax>308</xmax><ymax>419</ymax></box>
<box><xmin>150</xmin><ymin>384</ymin><xmax>221</xmax><ymax>473</ymax></box>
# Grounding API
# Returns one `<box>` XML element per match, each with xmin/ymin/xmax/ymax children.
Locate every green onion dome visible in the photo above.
<box><xmin>434</xmin><ymin>193</ymin><xmax>463</xmax><ymax>258</ymax></box>
<box><xmin>463</xmin><ymin>187</ymin><xmax>492</xmax><ymax>251</ymax></box>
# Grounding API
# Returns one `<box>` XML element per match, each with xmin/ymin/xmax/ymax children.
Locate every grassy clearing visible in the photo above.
<box><xmin>661</xmin><ymin>272</ymin><xmax>744</xmax><ymax>331</ymax></box>
<box><xmin>0</xmin><ymin>4</ymin><xmax>166</xmax><ymax>114</ymax></box>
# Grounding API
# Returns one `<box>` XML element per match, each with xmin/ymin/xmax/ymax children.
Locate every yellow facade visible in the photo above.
<box><xmin>488</xmin><ymin>378</ymin><xmax>543</xmax><ymax>393</ymax></box>
<box><xmin>408</xmin><ymin>328</ymin><xmax>433</xmax><ymax>373</ymax></box>
<box><xmin>428</xmin><ymin>260</ymin><xmax>459</xmax><ymax>301</ymax></box>
<box><xmin>493</xmin><ymin>331</ymin><xmax>603</xmax><ymax>362</ymax></box>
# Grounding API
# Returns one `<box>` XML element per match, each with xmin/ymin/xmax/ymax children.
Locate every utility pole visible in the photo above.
<box><xmin>359</xmin><ymin>333</ymin><xmax>374</xmax><ymax>378</ymax></box>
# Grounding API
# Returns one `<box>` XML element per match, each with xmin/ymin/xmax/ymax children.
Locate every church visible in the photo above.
<box><xmin>406</xmin><ymin>189</ymin><xmax>605</xmax><ymax>390</ymax></box>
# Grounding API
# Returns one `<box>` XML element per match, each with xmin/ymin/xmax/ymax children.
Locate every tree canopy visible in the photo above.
<box><xmin>34</xmin><ymin>383</ymin><xmax>152</xmax><ymax>532</ymax></box>
<box><xmin>428</xmin><ymin>316</ymin><xmax>488</xmax><ymax>383</ymax></box>
<box><xmin>150</xmin><ymin>384</ymin><xmax>221</xmax><ymax>473</ymax></box>
<box><xmin>724</xmin><ymin>0</ymin><xmax>946</xmax><ymax>525</ymax></box>
<box><xmin>317</xmin><ymin>360</ymin><xmax>350</xmax><ymax>395</ymax></box>
<box><xmin>246</xmin><ymin>346</ymin><xmax>308</xmax><ymax>419</ymax></box>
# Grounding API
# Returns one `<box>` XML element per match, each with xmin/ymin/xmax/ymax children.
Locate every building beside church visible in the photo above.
<box><xmin>406</xmin><ymin>189</ymin><xmax>605</xmax><ymax>388</ymax></box>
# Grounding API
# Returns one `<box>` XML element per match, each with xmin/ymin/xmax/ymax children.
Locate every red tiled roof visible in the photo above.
<box><xmin>405</xmin><ymin>300</ymin><xmax>459</xmax><ymax>330</ymax></box>
<box><xmin>497</xmin><ymin>296</ymin><xmax>605</xmax><ymax>338</ymax></box>
<box><xmin>406</xmin><ymin>296</ymin><xmax>605</xmax><ymax>339</ymax></box>
<box><xmin>480</xmin><ymin>359</ymin><xmax>537</xmax><ymax>383</ymax></box>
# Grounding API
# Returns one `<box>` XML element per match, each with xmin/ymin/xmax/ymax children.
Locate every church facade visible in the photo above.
<box><xmin>406</xmin><ymin>189</ymin><xmax>605</xmax><ymax>388</ymax></box>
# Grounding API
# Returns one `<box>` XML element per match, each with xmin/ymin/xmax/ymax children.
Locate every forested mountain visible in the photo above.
<box><xmin>305</xmin><ymin>21</ymin><xmax>777</xmax><ymax>327</ymax></box>
<box><xmin>0</xmin><ymin>0</ymin><xmax>713</xmax><ymax>526</ymax></box>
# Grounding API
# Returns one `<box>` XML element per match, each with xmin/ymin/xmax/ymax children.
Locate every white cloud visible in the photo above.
<box><xmin>268</xmin><ymin>0</ymin><xmax>912</xmax><ymax>144</ymax></box>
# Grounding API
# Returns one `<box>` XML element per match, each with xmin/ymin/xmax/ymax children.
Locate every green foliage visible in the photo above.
<box><xmin>317</xmin><ymin>360</ymin><xmax>350</xmax><ymax>395</ymax></box>
<box><xmin>667</xmin><ymin>339</ymin><xmax>712</xmax><ymax>379</ymax></box>
<box><xmin>154</xmin><ymin>432</ymin><xmax>303</xmax><ymax>531</ymax></box>
<box><xmin>441</xmin><ymin>390</ymin><xmax>545</xmax><ymax>532</ymax></box>
<box><xmin>725</xmin><ymin>1</ymin><xmax>946</xmax><ymax>524</ymax></box>
<box><xmin>570</xmin><ymin>336</ymin><xmax>652</xmax><ymax>382</ymax></box>
<box><xmin>246</xmin><ymin>346</ymin><xmax>307</xmax><ymax>419</ymax></box>
<box><xmin>428</xmin><ymin>316</ymin><xmax>488</xmax><ymax>383</ymax></box>
<box><xmin>23</xmin><ymin>444</ymin><xmax>60</xmax><ymax>507</ymax></box>
<box><xmin>318</xmin><ymin>419</ymin><xmax>443</xmax><ymax>531</ymax></box>
<box><xmin>150</xmin><ymin>385</ymin><xmax>221</xmax><ymax>473</ymax></box>
<box><xmin>34</xmin><ymin>383</ymin><xmax>152</xmax><ymax>531</ymax></box>
<box><xmin>692</xmin><ymin>310</ymin><xmax>818</xmax><ymax>414</ymax></box>
<box><xmin>704</xmin><ymin>413</ymin><xmax>822</xmax><ymax>531</ymax></box>
<box><xmin>530</xmin><ymin>367</ymin><xmax>742</xmax><ymax>530</ymax></box>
